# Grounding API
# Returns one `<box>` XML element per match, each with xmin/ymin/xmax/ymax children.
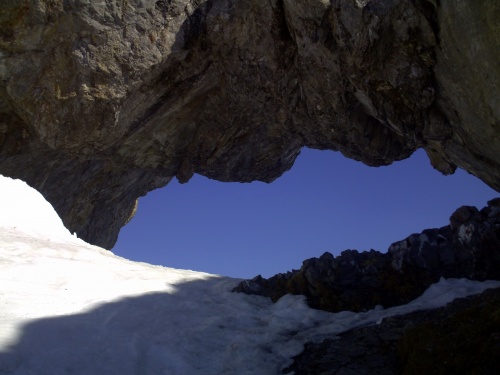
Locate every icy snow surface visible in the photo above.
<box><xmin>1</xmin><ymin>175</ymin><xmax>500</xmax><ymax>374</ymax></box>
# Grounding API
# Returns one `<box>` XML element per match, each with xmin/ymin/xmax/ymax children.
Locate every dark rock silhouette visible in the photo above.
<box><xmin>234</xmin><ymin>199</ymin><xmax>500</xmax><ymax>312</ymax></box>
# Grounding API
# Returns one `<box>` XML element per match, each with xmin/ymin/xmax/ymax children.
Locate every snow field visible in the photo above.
<box><xmin>1</xmin><ymin>174</ymin><xmax>500</xmax><ymax>374</ymax></box>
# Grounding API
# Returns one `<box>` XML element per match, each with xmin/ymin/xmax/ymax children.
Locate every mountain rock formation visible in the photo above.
<box><xmin>1</xmin><ymin>0</ymin><xmax>499</xmax><ymax>248</ymax></box>
<box><xmin>233</xmin><ymin>199</ymin><xmax>500</xmax><ymax>373</ymax></box>
<box><xmin>234</xmin><ymin>199</ymin><xmax>500</xmax><ymax>312</ymax></box>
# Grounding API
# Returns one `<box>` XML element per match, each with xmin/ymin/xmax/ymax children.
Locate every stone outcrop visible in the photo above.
<box><xmin>234</xmin><ymin>199</ymin><xmax>500</xmax><ymax>312</ymax></box>
<box><xmin>1</xmin><ymin>0</ymin><xmax>499</xmax><ymax>247</ymax></box>
<box><xmin>282</xmin><ymin>286</ymin><xmax>500</xmax><ymax>375</ymax></box>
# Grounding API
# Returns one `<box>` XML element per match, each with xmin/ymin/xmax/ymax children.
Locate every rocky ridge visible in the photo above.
<box><xmin>1</xmin><ymin>0</ymin><xmax>499</xmax><ymax>248</ymax></box>
<box><xmin>233</xmin><ymin>199</ymin><xmax>500</xmax><ymax>374</ymax></box>
<box><xmin>234</xmin><ymin>198</ymin><xmax>500</xmax><ymax>312</ymax></box>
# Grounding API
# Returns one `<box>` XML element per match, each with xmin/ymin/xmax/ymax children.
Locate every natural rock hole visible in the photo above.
<box><xmin>113</xmin><ymin>148</ymin><xmax>497</xmax><ymax>278</ymax></box>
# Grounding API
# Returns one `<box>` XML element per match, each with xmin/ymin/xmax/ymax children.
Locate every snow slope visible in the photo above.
<box><xmin>1</xmin><ymin>175</ymin><xmax>499</xmax><ymax>375</ymax></box>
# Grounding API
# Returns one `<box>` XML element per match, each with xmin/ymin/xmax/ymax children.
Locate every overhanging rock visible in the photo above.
<box><xmin>1</xmin><ymin>0</ymin><xmax>499</xmax><ymax>248</ymax></box>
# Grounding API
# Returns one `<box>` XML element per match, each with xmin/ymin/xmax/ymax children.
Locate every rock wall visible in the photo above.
<box><xmin>234</xmin><ymin>199</ymin><xmax>500</xmax><ymax>312</ymax></box>
<box><xmin>1</xmin><ymin>0</ymin><xmax>499</xmax><ymax>247</ymax></box>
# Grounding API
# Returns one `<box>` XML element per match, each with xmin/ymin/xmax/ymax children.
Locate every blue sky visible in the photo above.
<box><xmin>113</xmin><ymin>148</ymin><xmax>498</xmax><ymax>279</ymax></box>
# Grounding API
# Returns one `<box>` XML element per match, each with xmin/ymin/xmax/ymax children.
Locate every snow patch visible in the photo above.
<box><xmin>0</xmin><ymin>175</ymin><xmax>73</xmax><ymax>241</ymax></box>
<box><xmin>1</xmin><ymin>174</ymin><xmax>500</xmax><ymax>374</ymax></box>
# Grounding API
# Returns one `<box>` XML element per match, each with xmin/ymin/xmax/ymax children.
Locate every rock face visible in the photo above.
<box><xmin>0</xmin><ymin>0</ymin><xmax>499</xmax><ymax>247</ymax></box>
<box><xmin>234</xmin><ymin>199</ymin><xmax>500</xmax><ymax>312</ymax></box>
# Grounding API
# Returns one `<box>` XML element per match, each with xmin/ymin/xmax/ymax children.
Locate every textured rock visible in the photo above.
<box><xmin>283</xmin><ymin>286</ymin><xmax>500</xmax><ymax>375</ymax></box>
<box><xmin>0</xmin><ymin>0</ymin><xmax>499</xmax><ymax>247</ymax></box>
<box><xmin>234</xmin><ymin>199</ymin><xmax>500</xmax><ymax>312</ymax></box>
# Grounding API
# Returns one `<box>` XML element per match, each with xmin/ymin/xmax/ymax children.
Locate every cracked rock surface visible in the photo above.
<box><xmin>1</xmin><ymin>0</ymin><xmax>499</xmax><ymax>247</ymax></box>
